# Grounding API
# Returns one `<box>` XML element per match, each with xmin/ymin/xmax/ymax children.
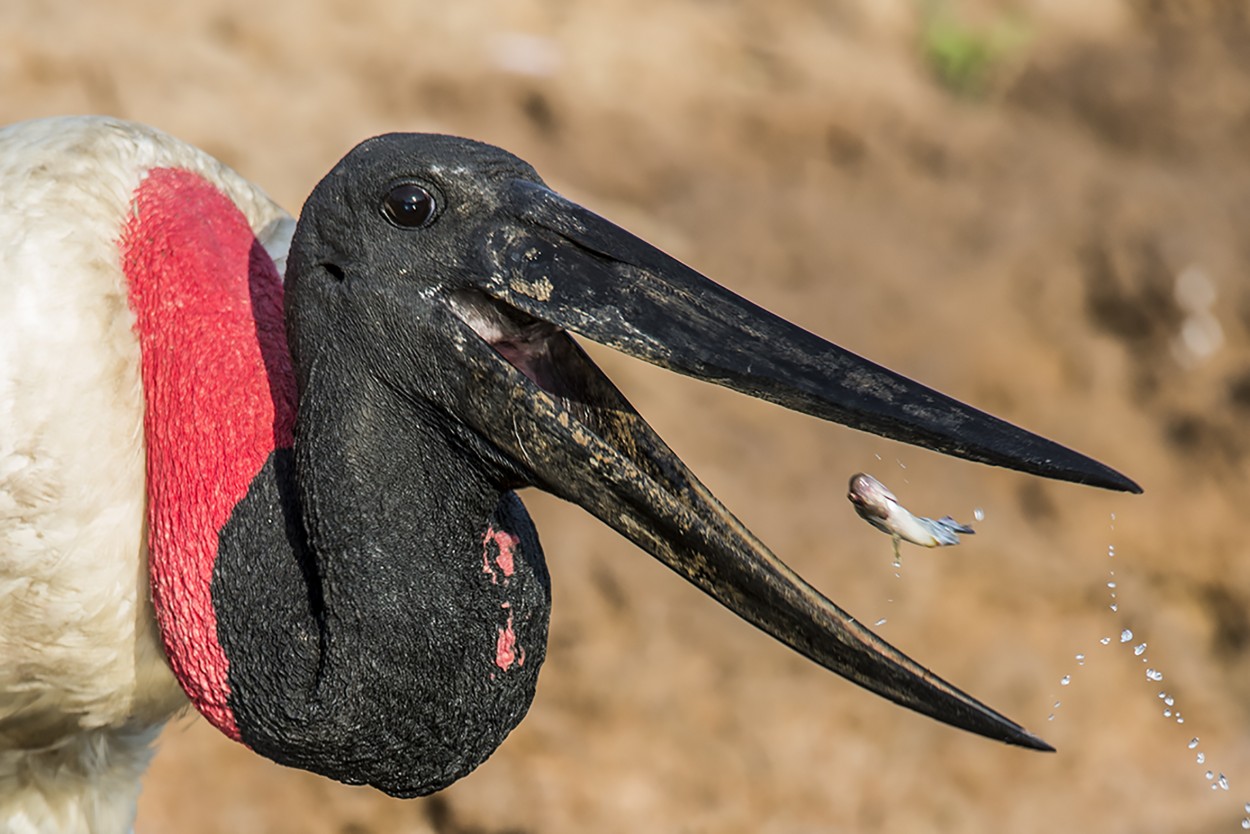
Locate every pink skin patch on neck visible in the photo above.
<box><xmin>121</xmin><ymin>168</ymin><xmax>296</xmax><ymax>742</ymax></box>
<box><xmin>495</xmin><ymin>614</ymin><xmax>522</xmax><ymax>670</ymax></box>
<box><xmin>481</xmin><ymin>526</ymin><xmax>519</xmax><ymax>583</ymax></box>
<box><xmin>483</xmin><ymin>525</ymin><xmax>525</xmax><ymax>671</ymax></box>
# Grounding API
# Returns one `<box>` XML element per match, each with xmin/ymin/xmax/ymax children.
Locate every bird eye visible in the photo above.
<box><xmin>381</xmin><ymin>183</ymin><xmax>436</xmax><ymax>228</ymax></box>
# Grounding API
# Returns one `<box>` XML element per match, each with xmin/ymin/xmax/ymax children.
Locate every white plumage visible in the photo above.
<box><xmin>0</xmin><ymin>116</ymin><xmax>293</xmax><ymax>834</ymax></box>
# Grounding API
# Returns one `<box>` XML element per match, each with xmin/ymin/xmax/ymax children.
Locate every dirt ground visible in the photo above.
<box><xmin>5</xmin><ymin>0</ymin><xmax>1250</xmax><ymax>831</ymax></box>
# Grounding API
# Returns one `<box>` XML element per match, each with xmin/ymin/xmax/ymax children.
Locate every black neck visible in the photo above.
<box><xmin>212</xmin><ymin>361</ymin><xmax>551</xmax><ymax>796</ymax></box>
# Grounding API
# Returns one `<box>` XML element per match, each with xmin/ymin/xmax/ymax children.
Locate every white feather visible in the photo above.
<box><xmin>0</xmin><ymin>116</ymin><xmax>294</xmax><ymax>833</ymax></box>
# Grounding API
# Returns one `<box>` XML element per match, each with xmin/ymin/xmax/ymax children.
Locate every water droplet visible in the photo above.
<box><xmin>1107</xmin><ymin>581</ymin><xmax>1118</xmax><ymax>589</ymax></box>
<box><xmin>1100</xmin><ymin>637</ymin><xmax>1111</xmax><ymax>645</ymax></box>
<box><xmin>1047</xmin><ymin>713</ymin><xmax>1055</xmax><ymax>721</ymax></box>
<box><xmin>875</xmin><ymin>618</ymin><xmax>887</xmax><ymax>626</ymax></box>
<box><xmin>892</xmin><ymin>560</ymin><xmax>901</xmax><ymax>570</ymax></box>
<box><xmin>874</xmin><ymin>453</ymin><xmax>882</xmax><ymax>461</ymax></box>
<box><xmin>1199</xmin><ymin>753</ymin><xmax>1207</xmax><ymax>764</ymax></box>
<box><xmin>1053</xmin><ymin>700</ymin><xmax>1061</xmax><ymax>709</ymax></box>
<box><xmin>1061</xmin><ymin>675</ymin><xmax>1071</xmax><ymax>686</ymax></box>
<box><xmin>1239</xmin><ymin>818</ymin><xmax>1248</xmax><ymax>830</ymax></box>
<box><xmin>1111</xmin><ymin>513</ymin><xmax>1116</xmax><ymax>521</ymax></box>
<box><xmin>1165</xmin><ymin>696</ymin><xmax>1174</xmax><ymax>706</ymax></box>
<box><xmin>1134</xmin><ymin>643</ymin><xmax>1147</xmax><ymax>656</ymax></box>
<box><xmin>1121</xmin><ymin>629</ymin><xmax>1133</xmax><ymax>643</ymax></box>
<box><xmin>1163</xmin><ymin>709</ymin><xmax>1172</xmax><ymax>717</ymax></box>
<box><xmin>1110</xmin><ymin>603</ymin><xmax>1119</xmax><ymax>612</ymax></box>
<box><xmin>1177</xmin><ymin>716</ymin><xmax>1185</xmax><ymax>724</ymax></box>
<box><xmin>1188</xmin><ymin>738</ymin><xmax>1199</xmax><ymax>749</ymax></box>
<box><xmin>897</xmin><ymin>460</ymin><xmax>907</xmax><ymax>470</ymax></box>
<box><xmin>1244</xmin><ymin>802</ymin><xmax>1249</xmax><ymax>814</ymax></box>
<box><xmin>1146</xmin><ymin>668</ymin><xmax>1163</xmax><ymax>682</ymax></box>
<box><xmin>1075</xmin><ymin>653</ymin><xmax>1086</xmax><ymax>665</ymax></box>
<box><xmin>1207</xmin><ymin>770</ymin><xmax>1215</xmax><ymax>780</ymax></box>
<box><xmin>974</xmin><ymin>507</ymin><xmax>985</xmax><ymax>522</ymax></box>
<box><xmin>1219</xmin><ymin>774</ymin><xmax>1230</xmax><ymax>791</ymax></box>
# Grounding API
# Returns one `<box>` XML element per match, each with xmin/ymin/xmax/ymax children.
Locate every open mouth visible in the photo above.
<box><xmin>440</xmin><ymin>279</ymin><xmax>1055</xmax><ymax>752</ymax></box>
<box><xmin>448</xmin><ymin>288</ymin><xmax>601</xmax><ymax>406</ymax></box>
<box><xmin>422</xmin><ymin>174</ymin><xmax>1136</xmax><ymax>753</ymax></box>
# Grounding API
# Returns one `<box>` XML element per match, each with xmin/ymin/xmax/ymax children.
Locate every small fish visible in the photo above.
<box><xmin>847</xmin><ymin>472</ymin><xmax>975</xmax><ymax>558</ymax></box>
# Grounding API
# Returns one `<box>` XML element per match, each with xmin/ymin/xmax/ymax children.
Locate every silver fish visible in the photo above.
<box><xmin>847</xmin><ymin>472</ymin><xmax>975</xmax><ymax>558</ymax></box>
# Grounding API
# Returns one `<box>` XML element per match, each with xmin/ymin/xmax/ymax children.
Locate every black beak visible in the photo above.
<box><xmin>444</xmin><ymin>179</ymin><xmax>1139</xmax><ymax>752</ymax></box>
<box><xmin>488</xmin><ymin>181</ymin><xmax>1140</xmax><ymax>494</ymax></box>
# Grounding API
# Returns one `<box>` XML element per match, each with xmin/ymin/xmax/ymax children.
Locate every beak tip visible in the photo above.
<box><xmin>1087</xmin><ymin>466</ymin><xmax>1143</xmax><ymax>495</ymax></box>
<box><xmin>1035</xmin><ymin>447</ymin><xmax>1141</xmax><ymax>494</ymax></box>
<box><xmin>1120</xmin><ymin>477</ymin><xmax>1145</xmax><ymax>496</ymax></box>
<box><xmin>1011</xmin><ymin>729</ymin><xmax>1057</xmax><ymax>753</ymax></box>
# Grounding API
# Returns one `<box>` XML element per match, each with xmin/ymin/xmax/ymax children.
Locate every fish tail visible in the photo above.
<box><xmin>937</xmin><ymin>515</ymin><xmax>976</xmax><ymax>536</ymax></box>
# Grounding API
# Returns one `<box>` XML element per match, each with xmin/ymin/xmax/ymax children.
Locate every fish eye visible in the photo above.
<box><xmin>381</xmin><ymin>182</ymin><xmax>437</xmax><ymax>228</ymax></box>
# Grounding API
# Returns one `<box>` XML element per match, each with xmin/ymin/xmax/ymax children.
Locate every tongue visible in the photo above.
<box><xmin>449</xmin><ymin>289</ymin><xmax>592</xmax><ymax>399</ymax></box>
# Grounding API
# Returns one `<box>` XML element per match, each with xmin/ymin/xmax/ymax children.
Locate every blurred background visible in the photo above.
<box><xmin>5</xmin><ymin>0</ymin><xmax>1250</xmax><ymax>831</ymax></box>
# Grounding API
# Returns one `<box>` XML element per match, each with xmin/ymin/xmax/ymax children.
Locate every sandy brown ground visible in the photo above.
<box><xmin>5</xmin><ymin>1</ymin><xmax>1250</xmax><ymax>831</ymax></box>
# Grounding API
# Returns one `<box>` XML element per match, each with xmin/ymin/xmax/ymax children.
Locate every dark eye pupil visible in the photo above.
<box><xmin>382</xmin><ymin>183</ymin><xmax>436</xmax><ymax>228</ymax></box>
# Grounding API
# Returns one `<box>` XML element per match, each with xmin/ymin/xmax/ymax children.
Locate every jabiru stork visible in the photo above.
<box><xmin>0</xmin><ymin>115</ymin><xmax>1140</xmax><ymax>833</ymax></box>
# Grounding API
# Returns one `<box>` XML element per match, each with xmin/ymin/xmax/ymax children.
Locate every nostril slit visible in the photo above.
<box><xmin>321</xmin><ymin>262</ymin><xmax>346</xmax><ymax>282</ymax></box>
